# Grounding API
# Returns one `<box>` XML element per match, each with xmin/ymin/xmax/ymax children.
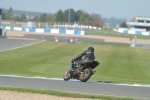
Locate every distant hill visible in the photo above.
<box><xmin>11</xmin><ymin>9</ymin><xmax>53</xmax><ymax>16</ymax></box>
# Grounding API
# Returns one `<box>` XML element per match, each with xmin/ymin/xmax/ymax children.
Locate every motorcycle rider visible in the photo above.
<box><xmin>70</xmin><ymin>47</ymin><xmax>95</xmax><ymax>71</ymax></box>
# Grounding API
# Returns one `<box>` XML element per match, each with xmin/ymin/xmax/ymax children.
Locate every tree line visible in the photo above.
<box><xmin>2</xmin><ymin>7</ymin><xmax>104</xmax><ymax>28</ymax></box>
<box><xmin>2</xmin><ymin>7</ymin><xmax>128</xmax><ymax>28</ymax></box>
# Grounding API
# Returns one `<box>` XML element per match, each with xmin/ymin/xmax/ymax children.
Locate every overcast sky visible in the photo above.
<box><xmin>0</xmin><ymin>0</ymin><xmax>149</xmax><ymax>20</ymax></box>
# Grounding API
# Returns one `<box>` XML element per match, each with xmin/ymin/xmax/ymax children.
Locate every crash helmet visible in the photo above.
<box><xmin>88</xmin><ymin>47</ymin><xmax>94</xmax><ymax>52</ymax></box>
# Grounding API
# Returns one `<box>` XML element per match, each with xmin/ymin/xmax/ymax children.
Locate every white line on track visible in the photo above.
<box><xmin>0</xmin><ymin>75</ymin><xmax>150</xmax><ymax>87</ymax></box>
<box><xmin>0</xmin><ymin>39</ymin><xmax>46</xmax><ymax>52</ymax></box>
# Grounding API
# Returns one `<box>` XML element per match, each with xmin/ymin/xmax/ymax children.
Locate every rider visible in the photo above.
<box><xmin>70</xmin><ymin>47</ymin><xmax>95</xmax><ymax>71</ymax></box>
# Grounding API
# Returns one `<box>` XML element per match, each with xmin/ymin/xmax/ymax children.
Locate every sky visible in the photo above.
<box><xmin>0</xmin><ymin>0</ymin><xmax>150</xmax><ymax>20</ymax></box>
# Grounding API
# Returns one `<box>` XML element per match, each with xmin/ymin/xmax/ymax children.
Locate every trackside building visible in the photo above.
<box><xmin>114</xmin><ymin>16</ymin><xmax>150</xmax><ymax>36</ymax></box>
<box><xmin>127</xmin><ymin>16</ymin><xmax>150</xmax><ymax>32</ymax></box>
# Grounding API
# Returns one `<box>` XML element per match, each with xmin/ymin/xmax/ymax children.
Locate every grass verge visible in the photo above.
<box><xmin>85</xmin><ymin>29</ymin><xmax>150</xmax><ymax>40</ymax></box>
<box><xmin>0</xmin><ymin>41</ymin><xmax>150</xmax><ymax>84</ymax></box>
<box><xmin>0</xmin><ymin>86</ymin><xmax>140</xmax><ymax>100</ymax></box>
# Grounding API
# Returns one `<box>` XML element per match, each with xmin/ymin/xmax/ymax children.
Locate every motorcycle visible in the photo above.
<box><xmin>63</xmin><ymin>58</ymin><xmax>99</xmax><ymax>82</ymax></box>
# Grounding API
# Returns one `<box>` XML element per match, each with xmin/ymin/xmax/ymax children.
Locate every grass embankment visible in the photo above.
<box><xmin>0</xmin><ymin>41</ymin><xmax>150</xmax><ymax>85</ymax></box>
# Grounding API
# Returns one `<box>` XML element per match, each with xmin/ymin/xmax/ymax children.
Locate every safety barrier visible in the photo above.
<box><xmin>130</xmin><ymin>38</ymin><xmax>150</xmax><ymax>48</ymax></box>
<box><xmin>1</xmin><ymin>26</ymin><xmax>85</xmax><ymax>35</ymax></box>
<box><xmin>114</xmin><ymin>28</ymin><xmax>150</xmax><ymax>36</ymax></box>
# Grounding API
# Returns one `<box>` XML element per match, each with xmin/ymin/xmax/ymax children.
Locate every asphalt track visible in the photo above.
<box><xmin>0</xmin><ymin>76</ymin><xmax>150</xmax><ymax>99</ymax></box>
<box><xmin>0</xmin><ymin>38</ymin><xmax>43</xmax><ymax>51</ymax></box>
<box><xmin>10</xmin><ymin>34</ymin><xmax>105</xmax><ymax>43</ymax></box>
<box><xmin>0</xmin><ymin>34</ymin><xmax>150</xmax><ymax>99</ymax></box>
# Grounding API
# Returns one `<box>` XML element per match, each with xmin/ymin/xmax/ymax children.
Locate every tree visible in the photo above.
<box><xmin>40</xmin><ymin>13</ymin><xmax>47</xmax><ymax>22</ymax></box>
<box><xmin>119</xmin><ymin>22</ymin><xmax>127</xmax><ymax>28</ymax></box>
<box><xmin>28</xmin><ymin>16</ymin><xmax>32</xmax><ymax>21</ymax></box>
<box><xmin>79</xmin><ymin>12</ymin><xmax>92</xmax><ymax>24</ymax></box>
<box><xmin>54</xmin><ymin>9</ymin><xmax>63</xmax><ymax>22</ymax></box>
<box><xmin>90</xmin><ymin>13</ymin><xmax>102</xmax><ymax>23</ymax></box>
<box><xmin>19</xmin><ymin>14</ymin><xmax>27</xmax><ymax>22</ymax></box>
<box><xmin>89</xmin><ymin>13</ymin><xmax>102</xmax><ymax>27</ymax></box>
<box><xmin>2</xmin><ymin>8</ymin><xmax>6</xmax><ymax>20</ymax></box>
<box><xmin>84</xmin><ymin>17</ymin><xmax>92</xmax><ymax>25</ymax></box>
<box><xmin>63</xmin><ymin>8</ymin><xmax>76</xmax><ymax>23</ymax></box>
<box><xmin>6</xmin><ymin>7</ymin><xmax>13</xmax><ymax>20</ymax></box>
<box><xmin>69</xmin><ymin>9</ymin><xmax>76</xmax><ymax>22</ymax></box>
<box><xmin>74</xmin><ymin>10</ymin><xmax>83</xmax><ymax>21</ymax></box>
<box><xmin>32</xmin><ymin>16</ymin><xmax>40</xmax><ymax>22</ymax></box>
<box><xmin>63</xmin><ymin>9</ymin><xmax>69</xmax><ymax>22</ymax></box>
<box><xmin>46</xmin><ymin>14</ymin><xmax>53</xmax><ymax>22</ymax></box>
<box><xmin>14</xmin><ymin>15</ymin><xmax>20</xmax><ymax>21</ymax></box>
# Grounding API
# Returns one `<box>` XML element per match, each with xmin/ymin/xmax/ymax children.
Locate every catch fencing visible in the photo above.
<box><xmin>130</xmin><ymin>38</ymin><xmax>150</xmax><ymax>48</ymax></box>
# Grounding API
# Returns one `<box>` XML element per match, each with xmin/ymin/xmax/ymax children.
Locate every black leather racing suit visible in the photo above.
<box><xmin>73</xmin><ymin>50</ymin><xmax>95</xmax><ymax>65</ymax></box>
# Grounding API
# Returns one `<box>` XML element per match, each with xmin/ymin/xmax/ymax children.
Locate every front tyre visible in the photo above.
<box><xmin>79</xmin><ymin>68</ymin><xmax>92</xmax><ymax>82</ymax></box>
<box><xmin>63</xmin><ymin>70</ymin><xmax>71</xmax><ymax>81</ymax></box>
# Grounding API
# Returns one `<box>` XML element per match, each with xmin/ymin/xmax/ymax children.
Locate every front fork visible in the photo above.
<box><xmin>70</xmin><ymin>63</ymin><xmax>75</xmax><ymax>70</ymax></box>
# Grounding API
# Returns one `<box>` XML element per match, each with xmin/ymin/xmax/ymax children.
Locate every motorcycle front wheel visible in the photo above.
<box><xmin>63</xmin><ymin>70</ymin><xmax>71</xmax><ymax>81</ymax></box>
<box><xmin>79</xmin><ymin>67</ymin><xmax>92</xmax><ymax>82</ymax></box>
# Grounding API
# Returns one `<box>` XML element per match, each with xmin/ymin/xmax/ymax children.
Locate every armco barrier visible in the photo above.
<box><xmin>1</xmin><ymin>26</ymin><xmax>85</xmax><ymax>35</ymax></box>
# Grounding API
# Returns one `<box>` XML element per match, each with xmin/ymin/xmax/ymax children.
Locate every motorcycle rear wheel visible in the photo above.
<box><xmin>63</xmin><ymin>70</ymin><xmax>71</xmax><ymax>81</ymax></box>
<box><xmin>79</xmin><ymin>68</ymin><xmax>92</xmax><ymax>82</ymax></box>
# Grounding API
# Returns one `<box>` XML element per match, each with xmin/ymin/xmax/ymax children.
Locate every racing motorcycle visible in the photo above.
<box><xmin>63</xmin><ymin>58</ymin><xmax>99</xmax><ymax>82</ymax></box>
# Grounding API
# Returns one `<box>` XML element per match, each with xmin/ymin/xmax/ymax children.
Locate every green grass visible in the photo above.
<box><xmin>85</xmin><ymin>29</ymin><xmax>150</xmax><ymax>40</ymax></box>
<box><xmin>0</xmin><ymin>41</ymin><xmax>149</xmax><ymax>99</ymax></box>
<box><xmin>0</xmin><ymin>87</ymin><xmax>140</xmax><ymax>100</ymax></box>
<box><xmin>2</xmin><ymin>24</ymin><xmax>22</xmax><ymax>27</ymax></box>
<box><xmin>0</xmin><ymin>41</ymin><xmax>150</xmax><ymax>85</ymax></box>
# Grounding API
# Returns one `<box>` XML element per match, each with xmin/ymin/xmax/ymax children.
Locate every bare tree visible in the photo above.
<box><xmin>90</xmin><ymin>13</ymin><xmax>102</xmax><ymax>23</ymax></box>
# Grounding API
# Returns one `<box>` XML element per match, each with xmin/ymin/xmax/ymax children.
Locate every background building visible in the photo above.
<box><xmin>127</xmin><ymin>16</ymin><xmax>150</xmax><ymax>32</ymax></box>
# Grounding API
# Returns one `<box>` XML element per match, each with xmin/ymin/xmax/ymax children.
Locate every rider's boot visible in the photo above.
<box><xmin>92</xmin><ymin>70</ymin><xmax>96</xmax><ymax>75</ymax></box>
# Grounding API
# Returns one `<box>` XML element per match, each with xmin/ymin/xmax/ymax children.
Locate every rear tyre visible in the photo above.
<box><xmin>63</xmin><ymin>70</ymin><xmax>71</xmax><ymax>81</ymax></box>
<box><xmin>79</xmin><ymin>68</ymin><xmax>92</xmax><ymax>82</ymax></box>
